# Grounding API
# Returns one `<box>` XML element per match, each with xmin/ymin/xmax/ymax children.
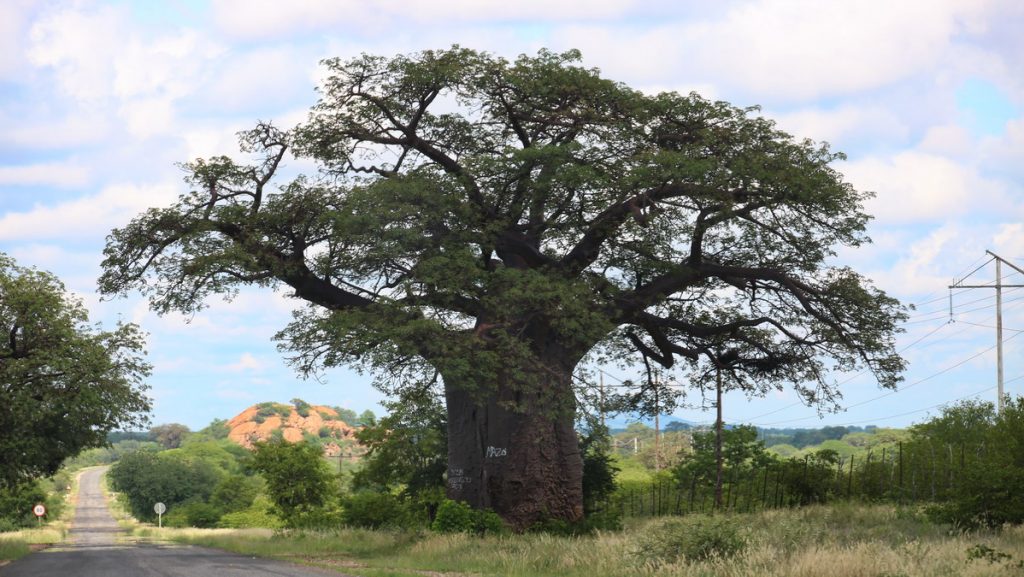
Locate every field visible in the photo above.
<box><xmin>139</xmin><ymin>503</ymin><xmax>1024</xmax><ymax>577</ymax></box>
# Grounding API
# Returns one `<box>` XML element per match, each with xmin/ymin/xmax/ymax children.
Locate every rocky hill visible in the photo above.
<box><xmin>226</xmin><ymin>401</ymin><xmax>362</xmax><ymax>458</ymax></box>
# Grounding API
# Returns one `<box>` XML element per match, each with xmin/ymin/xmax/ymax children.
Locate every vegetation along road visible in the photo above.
<box><xmin>0</xmin><ymin>468</ymin><xmax>347</xmax><ymax>577</ymax></box>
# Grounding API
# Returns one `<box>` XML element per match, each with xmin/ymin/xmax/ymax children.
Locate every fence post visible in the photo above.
<box><xmin>774</xmin><ymin>464</ymin><xmax>785</xmax><ymax>508</ymax></box>
<box><xmin>761</xmin><ymin>466</ymin><xmax>770</xmax><ymax>509</ymax></box>
<box><xmin>880</xmin><ymin>448</ymin><xmax>887</xmax><ymax>497</ymax></box>
<box><xmin>847</xmin><ymin>455</ymin><xmax>855</xmax><ymax>498</ymax></box>
<box><xmin>898</xmin><ymin>442</ymin><xmax>904</xmax><ymax>504</ymax></box>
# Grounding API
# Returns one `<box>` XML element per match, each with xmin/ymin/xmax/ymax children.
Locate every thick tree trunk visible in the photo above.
<box><xmin>443</xmin><ymin>356</ymin><xmax>584</xmax><ymax>531</ymax></box>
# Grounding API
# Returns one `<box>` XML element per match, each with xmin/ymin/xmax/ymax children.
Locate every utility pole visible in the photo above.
<box><xmin>653</xmin><ymin>371</ymin><xmax>661</xmax><ymax>472</ymax></box>
<box><xmin>599</xmin><ymin>372</ymin><xmax>606</xmax><ymax>429</ymax></box>
<box><xmin>714</xmin><ymin>366</ymin><xmax>724</xmax><ymax>510</ymax></box>
<box><xmin>949</xmin><ymin>250</ymin><xmax>1024</xmax><ymax>413</ymax></box>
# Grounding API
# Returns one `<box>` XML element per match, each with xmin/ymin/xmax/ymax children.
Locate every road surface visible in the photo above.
<box><xmin>0</xmin><ymin>467</ymin><xmax>348</xmax><ymax>576</ymax></box>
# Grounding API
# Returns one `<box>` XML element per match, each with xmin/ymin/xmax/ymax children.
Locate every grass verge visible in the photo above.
<box><xmin>157</xmin><ymin>503</ymin><xmax>1024</xmax><ymax>577</ymax></box>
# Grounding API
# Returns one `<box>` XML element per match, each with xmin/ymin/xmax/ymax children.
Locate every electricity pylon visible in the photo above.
<box><xmin>949</xmin><ymin>250</ymin><xmax>1024</xmax><ymax>412</ymax></box>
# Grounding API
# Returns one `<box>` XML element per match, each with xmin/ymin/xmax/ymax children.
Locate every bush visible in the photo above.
<box><xmin>634</xmin><ymin>515</ymin><xmax>747</xmax><ymax>564</ymax></box>
<box><xmin>341</xmin><ymin>491</ymin><xmax>414</xmax><ymax>529</ymax></box>
<box><xmin>917</xmin><ymin>397</ymin><xmax>1024</xmax><ymax>529</ymax></box>
<box><xmin>108</xmin><ymin>450</ymin><xmax>222</xmax><ymax>522</ymax></box>
<box><xmin>164</xmin><ymin>501</ymin><xmax>222</xmax><ymax>528</ymax></box>
<box><xmin>218</xmin><ymin>496</ymin><xmax>284</xmax><ymax>529</ymax></box>
<box><xmin>430</xmin><ymin>499</ymin><xmax>505</xmax><ymax>535</ymax></box>
<box><xmin>0</xmin><ymin>481</ymin><xmax>49</xmax><ymax>529</ymax></box>
<box><xmin>250</xmin><ymin>439</ymin><xmax>340</xmax><ymax>528</ymax></box>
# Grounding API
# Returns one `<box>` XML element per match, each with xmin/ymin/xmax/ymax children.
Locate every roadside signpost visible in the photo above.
<box><xmin>154</xmin><ymin>502</ymin><xmax>166</xmax><ymax>528</ymax></box>
<box><xmin>33</xmin><ymin>503</ymin><xmax>46</xmax><ymax>526</ymax></box>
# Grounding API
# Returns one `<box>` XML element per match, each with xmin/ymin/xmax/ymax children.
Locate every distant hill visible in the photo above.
<box><xmin>226</xmin><ymin>401</ymin><xmax>363</xmax><ymax>459</ymax></box>
<box><xmin>605</xmin><ymin>414</ymin><xmax>696</xmax><ymax>432</ymax></box>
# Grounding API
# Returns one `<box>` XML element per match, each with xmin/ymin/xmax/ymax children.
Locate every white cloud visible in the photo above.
<box><xmin>845</xmin><ymin>151</ymin><xmax>1009</xmax><ymax>225</ymax></box>
<box><xmin>0</xmin><ymin>0</ymin><xmax>39</xmax><ymax>80</ymax></box>
<box><xmin>198</xmin><ymin>46</ymin><xmax>319</xmax><ymax>113</ymax></box>
<box><xmin>0</xmin><ymin>161</ymin><xmax>91</xmax><ymax>188</ymax></box>
<box><xmin>556</xmin><ymin>0</ymin><xmax>1003</xmax><ymax>102</ymax></box>
<box><xmin>0</xmin><ymin>182</ymin><xmax>179</xmax><ymax>242</ymax></box>
<box><xmin>27</xmin><ymin>3</ymin><xmax>224</xmax><ymax>141</ymax></box>
<box><xmin>225</xmin><ymin>352</ymin><xmax>269</xmax><ymax>373</ymax></box>
<box><xmin>210</xmin><ymin>0</ymin><xmax>635</xmax><ymax>39</ymax></box>
<box><xmin>771</xmin><ymin>105</ymin><xmax>909</xmax><ymax>146</ymax></box>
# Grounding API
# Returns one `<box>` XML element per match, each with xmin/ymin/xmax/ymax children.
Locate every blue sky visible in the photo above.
<box><xmin>2</xmin><ymin>0</ymin><xmax>1024</xmax><ymax>431</ymax></box>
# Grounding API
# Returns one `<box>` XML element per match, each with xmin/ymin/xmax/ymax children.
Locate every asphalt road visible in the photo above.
<box><xmin>0</xmin><ymin>467</ymin><xmax>347</xmax><ymax>577</ymax></box>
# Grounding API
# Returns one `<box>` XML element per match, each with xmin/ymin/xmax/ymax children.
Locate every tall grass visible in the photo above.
<box><xmin>164</xmin><ymin>503</ymin><xmax>1024</xmax><ymax>577</ymax></box>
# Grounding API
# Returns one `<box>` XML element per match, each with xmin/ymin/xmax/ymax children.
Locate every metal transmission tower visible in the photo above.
<box><xmin>949</xmin><ymin>250</ymin><xmax>1024</xmax><ymax>412</ymax></box>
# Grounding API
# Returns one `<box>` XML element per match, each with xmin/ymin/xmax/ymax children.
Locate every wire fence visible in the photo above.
<box><xmin>594</xmin><ymin>441</ymin><xmax>985</xmax><ymax>518</ymax></box>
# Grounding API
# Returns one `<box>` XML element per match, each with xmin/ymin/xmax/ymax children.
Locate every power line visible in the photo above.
<box><xmin>829</xmin><ymin>372</ymin><xmax>1024</xmax><ymax>427</ymax></box>
<box><xmin>751</xmin><ymin>332</ymin><xmax>1023</xmax><ymax>427</ymax></box>
<box><xmin>735</xmin><ymin>319</ymin><xmax>957</xmax><ymax>422</ymax></box>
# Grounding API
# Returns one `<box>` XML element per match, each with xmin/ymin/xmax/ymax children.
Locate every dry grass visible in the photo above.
<box><xmin>164</xmin><ymin>504</ymin><xmax>1024</xmax><ymax>577</ymax></box>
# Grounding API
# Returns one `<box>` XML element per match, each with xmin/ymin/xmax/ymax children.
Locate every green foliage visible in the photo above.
<box><xmin>108</xmin><ymin>450</ymin><xmax>222</xmax><ymax>522</ymax></box>
<box><xmin>580</xmin><ymin>425</ymin><xmax>620</xmax><ymax>511</ymax></box>
<box><xmin>778</xmin><ymin>449</ymin><xmax>841</xmax><ymax>506</ymax></box>
<box><xmin>165</xmin><ymin>500</ymin><xmax>222</xmax><ymax>528</ymax></box>
<box><xmin>633</xmin><ymin>515</ymin><xmax>747</xmax><ymax>564</ymax></box>
<box><xmin>341</xmin><ymin>491</ymin><xmax>415</xmax><ymax>529</ymax></box>
<box><xmin>210</xmin><ymin>474</ymin><xmax>261</xmax><ymax>513</ymax></box>
<box><xmin>352</xmin><ymin>387</ymin><xmax>447</xmax><ymax>499</ymax></box>
<box><xmin>331</xmin><ymin>407</ymin><xmax>359</xmax><ymax>425</ymax></box>
<box><xmin>197</xmin><ymin>419</ymin><xmax>231</xmax><ymax>440</ymax></box>
<box><xmin>965</xmin><ymin>544</ymin><xmax>1023</xmax><ymax>568</ymax></box>
<box><xmin>674</xmin><ymin>424</ymin><xmax>773</xmax><ymax>485</ymax></box>
<box><xmin>254</xmin><ymin>402</ymin><xmax>292</xmax><ymax>424</ymax></box>
<box><xmin>150</xmin><ymin>423</ymin><xmax>191</xmax><ymax>449</ymax></box>
<box><xmin>0</xmin><ymin>481</ymin><xmax>49</xmax><ymax>529</ymax></box>
<box><xmin>217</xmin><ymin>495</ymin><xmax>284</xmax><ymax>529</ymax></box>
<box><xmin>921</xmin><ymin>397</ymin><xmax>1024</xmax><ymax>529</ymax></box>
<box><xmin>249</xmin><ymin>439</ymin><xmax>339</xmax><ymax>528</ymax></box>
<box><xmin>62</xmin><ymin>439</ymin><xmax>161</xmax><ymax>470</ymax></box>
<box><xmin>430</xmin><ymin>499</ymin><xmax>505</xmax><ymax>535</ymax></box>
<box><xmin>291</xmin><ymin>398</ymin><xmax>311</xmax><ymax>417</ymax></box>
<box><xmin>0</xmin><ymin>253</ymin><xmax>151</xmax><ymax>487</ymax></box>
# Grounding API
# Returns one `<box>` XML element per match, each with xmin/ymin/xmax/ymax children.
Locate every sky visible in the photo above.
<box><xmin>2</xmin><ymin>0</ymin><xmax>1024</xmax><ymax>432</ymax></box>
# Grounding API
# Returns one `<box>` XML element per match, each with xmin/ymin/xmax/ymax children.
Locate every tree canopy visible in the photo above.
<box><xmin>98</xmin><ymin>47</ymin><xmax>906</xmax><ymax>526</ymax></box>
<box><xmin>1</xmin><ymin>253</ymin><xmax>151</xmax><ymax>487</ymax></box>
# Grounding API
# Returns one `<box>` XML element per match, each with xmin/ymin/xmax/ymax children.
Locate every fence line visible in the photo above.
<box><xmin>593</xmin><ymin>441</ymin><xmax>983</xmax><ymax>518</ymax></box>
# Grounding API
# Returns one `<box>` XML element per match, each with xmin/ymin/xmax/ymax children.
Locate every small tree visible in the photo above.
<box><xmin>1</xmin><ymin>253</ymin><xmax>150</xmax><ymax>487</ymax></box>
<box><xmin>250</xmin><ymin>439</ymin><xmax>338</xmax><ymax>527</ymax></box>
<box><xmin>107</xmin><ymin>450</ymin><xmax>221</xmax><ymax>522</ymax></box>
<box><xmin>150</xmin><ymin>423</ymin><xmax>191</xmax><ymax>449</ymax></box>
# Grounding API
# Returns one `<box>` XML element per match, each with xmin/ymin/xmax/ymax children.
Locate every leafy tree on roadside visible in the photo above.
<box><xmin>249</xmin><ymin>439</ymin><xmax>339</xmax><ymax>527</ymax></box>
<box><xmin>353</xmin><ymin>386</ymin><xmax>447</xmax><ymax>499</ymax></box>
<box><xmin>99</xmin><ymin>47</ymin><xmax>906</xmax><ymax>527</ymax></box>
<box><xmin>108</xmin><ymin>450</ymin><xmax>221</xmax><ymax>522</ymax></box>
<box><xmin>0</xmin><ymin>253</ymin><xmax>150</xmax><ymax>487</ymax></box>
<box><xmin>150</xmin><ymin>423</ymin><xmax>191</xmax><ymax>449</ymax></box>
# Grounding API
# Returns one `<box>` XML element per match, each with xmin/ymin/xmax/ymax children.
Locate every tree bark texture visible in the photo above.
<box><xmin>443</xmin><ymin>360</ymin><xmax>584</xmax><ymax>531</ymax></box>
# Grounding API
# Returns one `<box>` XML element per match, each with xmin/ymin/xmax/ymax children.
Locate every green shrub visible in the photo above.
<box><xmin>107</xmin><ymin>450</ymin><xmax>222</xmax><ymax>522</ymax></box>
<box><xmin>634</xmin><ymin>515</ymin><xmax>747</xmax><ymax>564</ymax></box>
<box><xmin>0</xmin><ymin>481</ymin><xmax>49</xmax><ymax>529</ymax></box>
<box><xmin>218</xmin><ymin>496</ymin><xmax>284</xmax><ymax>529</ymax></box>
<box><xmin>430</xmin><ymin>499</ymin><xmax>505</xmax><ymax>535</ymax></box>
<box><xmin>162</xmin><ymin>500</ymin><xmax>220</xmax><ymax>528</ymax></box>
<box><xmin>250</xmin><ymin>439</ymin><xmax>340</xmax><ymax>528</ymax></box>
<box><xmin>342</xmin><ymin>491</ymin><xmax>414</xmax><ymax>529</ymax></box>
